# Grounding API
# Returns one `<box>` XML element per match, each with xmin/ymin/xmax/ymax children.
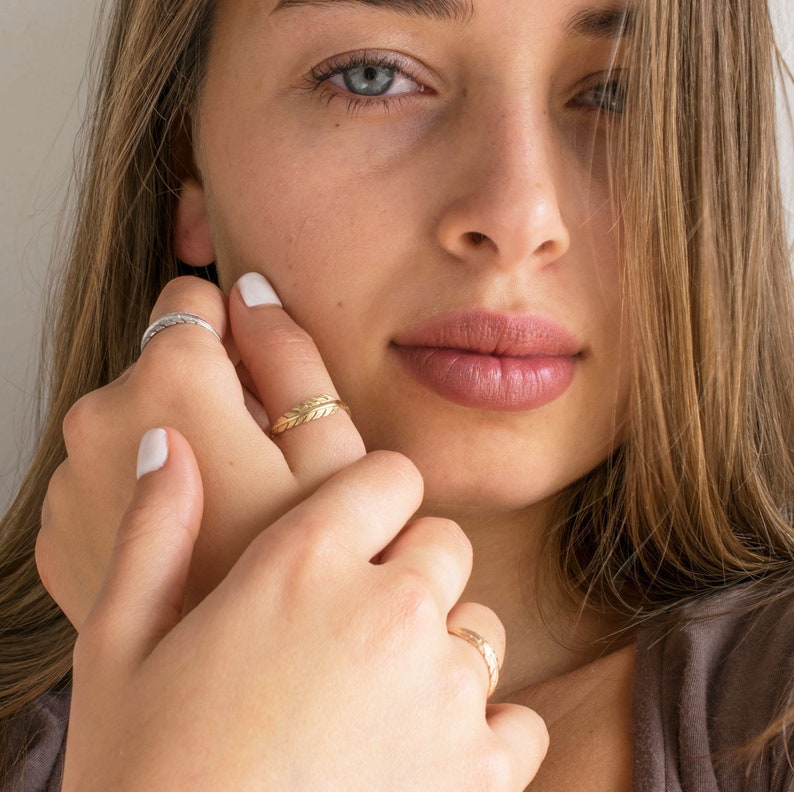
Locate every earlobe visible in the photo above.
<box><xmin>174</xmin><ymin>178</ymin><xmax>216</xmax><ymax>267</ymax></box>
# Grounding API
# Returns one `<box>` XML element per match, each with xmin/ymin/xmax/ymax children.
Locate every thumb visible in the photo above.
<box><xmin>83</xmin><ymin>427</ymin><xmax>203</xmax><ymax>666</ymax></box>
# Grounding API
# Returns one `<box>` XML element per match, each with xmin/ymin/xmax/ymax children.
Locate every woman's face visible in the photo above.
<box><xmin>189</xmin><ymin>0</ymin><xmax>632</xmax><ymax>515</ymax></box>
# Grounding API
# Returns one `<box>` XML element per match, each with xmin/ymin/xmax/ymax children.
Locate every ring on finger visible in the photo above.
<box><xmin>269</xmin><ymin>394</ymin><xmax>351</xmax><ymax>438</ymax></box>
<box><xmin>448</xmin><ymin>626</ymin><xmax>500</xmax><ymax>698</ymax></box>
<box><xmin>140</xmin><ymin>312</ymin><xmax>222</xmax><ymax>354</ymax></box>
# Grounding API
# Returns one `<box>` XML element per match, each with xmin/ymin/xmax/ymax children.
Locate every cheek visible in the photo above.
<box><xmin>582</xmin><ymin>187</ymin><xmax>622</xmax><ymax>308</ymax></box>
<box><xmin>200</xmin><ymin>130</ymin><xmax>446</xmax><ymax>370</ymax></box>
<box><xmin>202</xmin><ymin>146</ymin><xmax>415</xmax><ymax>397</ymax></box>
<box><xmin>206</xmin><ymin>146</ymin><xmax>397</xmax><ymax>294</ymax></box>
<box><xmin>199</xmin><ymin>84</ymin><xmax>446</xmax><ymax>296</ymax></box>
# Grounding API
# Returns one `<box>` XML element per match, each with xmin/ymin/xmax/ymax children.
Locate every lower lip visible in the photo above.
<box><xmin>393</xmin><ymin>347</ymin><xmax>576</xmax><ymax>411</ymax></box>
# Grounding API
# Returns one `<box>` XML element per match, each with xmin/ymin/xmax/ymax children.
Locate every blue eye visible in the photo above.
<box><xmin>327</xmin><ymin>61</ymin><xmax>420</xmax><ymax>98</ymax></box>
<box><xmin>308</xmin><ymin>51</ymin><xmax>424</xmax><ymax>106</ymax></box>
<box><xmin>336</xmin><ymin>65</ymin><xmax>397</xmax><ymax>96</ymax></box>
<box><xmin>575</xmin><ymin>77</ymin><xmax>627</xmax><ymax>114</ymax></box>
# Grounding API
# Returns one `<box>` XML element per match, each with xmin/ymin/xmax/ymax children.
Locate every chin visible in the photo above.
<box><xmin>416</xmin><ymin>469</ymin><xmax>561</xmax><ymax>519</ymax></box>
<box><xmin>373</xmin><ymin>439</ymin><xmax>575</xmax><ymax>519</ymax></box>
<box><xmin>355</xmin><ymin>407</ymin><xmax>615</xmax><ymax>520</ymax></box>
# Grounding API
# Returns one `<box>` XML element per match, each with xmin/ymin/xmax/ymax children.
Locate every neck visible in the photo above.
<box><xmin>429</xmin><ymin>499</ymin><xmax>625</xmax><ymax>701</ymax></box>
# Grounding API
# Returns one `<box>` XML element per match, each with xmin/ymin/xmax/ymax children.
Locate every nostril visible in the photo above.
<box><xmin>467</xmin><ymin>231</ymin><xmax>489</xmax><ymax>246</ymax></box>
<box><xmin>535</xmin><ymin>239</ymin><xmax>556</xmax><ymax>256</ymax></box>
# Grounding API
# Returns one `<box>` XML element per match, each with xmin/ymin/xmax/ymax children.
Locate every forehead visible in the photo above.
<box><xmin>240</xmin><ymin>0</ymin><xmax>634</xmax><ymax>37</ymax></box>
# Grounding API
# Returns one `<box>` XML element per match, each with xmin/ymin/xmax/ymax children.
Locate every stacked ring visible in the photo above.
<box><xmin>140</xmin><ymin>312</ymin><xmax>221</xmax><ymax>353</ymax></box>
<box><xmin>448</xmin><ymin>626</ymin><xmax>500</xmax><ymax>698</ymax></box>
<box><xmin>269</xmin><ymin>394</ymin><xmax>351</xmax><ymax>438</ymax></box>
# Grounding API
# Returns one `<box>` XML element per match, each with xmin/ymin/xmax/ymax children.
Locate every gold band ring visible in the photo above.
<box><xmin>269</xmin><ymin>394</ymin><xmax>351</xmax><ymax>438</ymax></box>
<box><xmin>448</xmin><ymin>626</ymin><xmax>500</xmax><ymax>698</ymax></box>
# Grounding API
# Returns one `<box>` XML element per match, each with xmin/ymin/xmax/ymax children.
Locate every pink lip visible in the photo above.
<box><xmin>391</xmin><ymin>311</ymin><xmax>580</xmax><ymax>411</ymax></box>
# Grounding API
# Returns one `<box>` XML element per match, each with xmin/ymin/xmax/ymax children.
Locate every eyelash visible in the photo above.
<box><xmin>570</xmin><ymin>71</ymin><xmax>628</xmax><ymax>116</ymax></box>
<box><xmin>304</xmin><ymin>54</ymin><xmax>627</xmax><ymax>118</ymax></box>
<box><xmin>304</xmin><ymin>51</ymin><xmax>425</xmax><ymax>115</ymax></box>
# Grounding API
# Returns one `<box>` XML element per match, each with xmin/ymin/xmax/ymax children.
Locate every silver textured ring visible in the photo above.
<box><xmin>448</xmin><ymin>626</ymin><xmax>500</xmax><ymax>699</ymax></box>
<box><xmin>140</xmin><ymin>312</ymin><xmax>222</xmax><ymax>354</ymax></box>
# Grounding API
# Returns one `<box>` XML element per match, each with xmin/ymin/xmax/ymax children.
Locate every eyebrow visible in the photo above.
<box><xmin>270</xmin><ymin>0</ymin><xmax>476</xmax><ymax>26</ymax></box>
<box><xmin>564</xmin><ymin>6</ymin><xmax>635</xmax><ymax>38</ymax></box>
<box><xmin>270</xmin><ymin>1</ymin><xmax>635</xmax><ymax>39</ymax></box>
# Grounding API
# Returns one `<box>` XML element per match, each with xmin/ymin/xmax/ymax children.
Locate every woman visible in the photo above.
<box><xmin>2</xmin><ymin>0</ymin><xmax>794</xmax><ymax>788</ymax></box>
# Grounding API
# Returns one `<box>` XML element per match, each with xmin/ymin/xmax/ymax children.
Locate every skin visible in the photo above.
<box><xmin>197</xmin><ymin>0</ymin><xmax>628</xmax><ymax>514</ymax></box>
<box><xmin>44</xmin><ymin>0</ymin><xmax>638</xmax><ymax>788</ymax></box>
<box><xmin>187</xmin><ymin>0</ymin><xmax>631</xmax><ymax>691</ymax></box>
<box><xmin>65</xmin><ymin>429</ymin><xmax>550</xmax><ymax>790</ymax></box>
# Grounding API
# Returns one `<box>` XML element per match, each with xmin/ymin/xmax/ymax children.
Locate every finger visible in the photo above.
<box><xmin>135</xmin><ymin>274</ymin><xmax>276</xmax><ymax>476</ymax></box>
<box><xmin>84</xmin><ymin>427</ymin><xmax>203</xmax><ymax>666</ymax></box>
<box><xmin>377</xmin><ymin>517</ymin><xmax>472</xmax><ymax>612</ymax></box>
<box><xmin>486</xmin><ymin>704</ymin><xmax>549</xmax><ymax>789</ymax></box>
<box><xmin>447</xmin><ymin>601</ymin><xmax>507</xmax><ymax>671</ymax></box>
<box><xmin>143</xmin><ymin>275</ymin><xmax>230</xmax><ymax>358</ymax></box>
<box><xmin>249</xmin><ymin>450</ymin><xmax>424</xmax><ymax>566</ymax></box>
<box><xmin>229</xmin><ymin>272</ymin><xmax>365</xmax><ymax>481</ymax></box>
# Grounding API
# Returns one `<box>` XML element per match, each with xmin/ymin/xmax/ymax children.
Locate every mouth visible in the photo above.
<box><xmin>390</xmin><ymin>310</ymin><xmax>581</xmax><ymax>412</ymax></box>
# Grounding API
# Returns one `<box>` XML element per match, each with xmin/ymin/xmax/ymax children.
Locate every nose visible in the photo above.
<box><xmin>436</xmin><ymin>102</ymin><xmax>571</xmax><ymax>270</ymax></box>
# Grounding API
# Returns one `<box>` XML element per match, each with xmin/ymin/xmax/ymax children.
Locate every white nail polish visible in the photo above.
<box><xmin>137</xmin><ymin>428</ymin><xmax>169</xmax><ymax>479</ymax></box>
<box><xmin>237</xmin><ymin>272</ymin><xmax>283</xmax><ymax>308</ymax></box>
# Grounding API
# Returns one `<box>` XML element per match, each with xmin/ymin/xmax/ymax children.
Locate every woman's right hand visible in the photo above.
<box><xmin>39</xmin><ymin>274</ymin><xmax>366</xmax><ymax>628</ymax></box>
<box><xmin>64</xmin><ymin>426</ymin><xmax>548</xmax><ymax>790</ymax></box>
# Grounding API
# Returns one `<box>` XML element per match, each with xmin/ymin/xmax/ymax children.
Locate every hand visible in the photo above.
<box><xmin>38</xmin><ymin>274</ymin><xmax>365</xmax><ymax>628</ymax></box>
<box><xmin>64</xmin><ymin>427</ymin><xmax>548</xmax><ymax>790</ymax></box>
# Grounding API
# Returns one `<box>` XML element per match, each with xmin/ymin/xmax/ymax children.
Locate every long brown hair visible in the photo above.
<box><xmin>553</xmin><ymin>0</ymin><xmax>794</xmax><ymax>616</ymax></box>
<box><xmin>0</xmin><ymin>0</ymin><xmax>792</xmax><ymax>780</ymax></box>
<box><xmin>0</xmin><ymin>0</ymin><xmax>215</xmax><ymax>778</ymax></box>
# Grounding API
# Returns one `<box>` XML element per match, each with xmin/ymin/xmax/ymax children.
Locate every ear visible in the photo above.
<box><xmin>174</xmin><ymin>178</ymin><xmax>216</xmax><ymax>268</ymax></box>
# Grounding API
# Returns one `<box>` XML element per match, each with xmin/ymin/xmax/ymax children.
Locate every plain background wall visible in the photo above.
<box><xmin>1</xmin><ymin>1</ymin><xmax>100</xmax><ymax>509</ymax></box>
<box><xmin>1</xmin><ymin>1</ymin><xmax>793</xmax><ymax>511</ymax></box>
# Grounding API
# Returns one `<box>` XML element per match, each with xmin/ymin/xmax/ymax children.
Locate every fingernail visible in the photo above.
<box><xmin>137</xmin><ymin>428</ymin><xmax>169</xmax><ymax>479</ymax></box>
<box><xmin>237</xmin><ymin>272</ymin><xmax>283</xmax><ymax>308</ymax></box>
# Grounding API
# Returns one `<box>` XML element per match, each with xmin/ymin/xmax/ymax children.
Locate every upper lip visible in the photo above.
<box><xmin>391</xmin><ymin>310</ymin><xmax>581</xmax><ymax>358</ymax></box>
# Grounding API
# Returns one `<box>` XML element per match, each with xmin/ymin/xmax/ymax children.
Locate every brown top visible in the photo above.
<box><xmin>4</xmin><ymin>689</ymin><xmax>67</xmax><ymax>792</ymax></box>
<box><xmin>5</xmin><ymin>581</ymin><xmax>794</xmax><ymax>791</ymax></box>
<box><xmin>633</xmin><ymin>581</ymin><xmax>794</xmax><ymax>791</ymax></box>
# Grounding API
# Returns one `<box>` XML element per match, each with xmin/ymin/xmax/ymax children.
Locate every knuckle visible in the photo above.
<box><xmin>445</xmin><ymin>656</ymin><xmax>485</xmax><ymax>704</ymax></box>
<box><xmin>272</xmin><ymin>518</ymin><xmax>338</xmax><ymax>593</ymax></box>
<box><xmin>297</xmin><ymin>520</ymin><xmax>338</xmax><ymax>571</ymax></box>
<box><xmin>385</xmin><ymin>569</ymin><xmax>438</xmax><ymax>636</ymax></box>
<box><xmin>254</xmin><ymin>317</ymin><xmax>317</xmax><ymax>359</ymax></box>
<box><xmin>62</xmin><ymin>391</ymin><xmax>102</xmax><ymax>453</ymax></box>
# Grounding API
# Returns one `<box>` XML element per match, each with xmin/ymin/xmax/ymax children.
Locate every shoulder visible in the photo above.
<box><xmin>633</xmin><ymin>577</ymin><xmax>794</xmax><ymax>792</ymax></box>
<box><xmin>4</xmin><ymin>688</ymin><xmax>69</xmax><ymax>792</ymax></box>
